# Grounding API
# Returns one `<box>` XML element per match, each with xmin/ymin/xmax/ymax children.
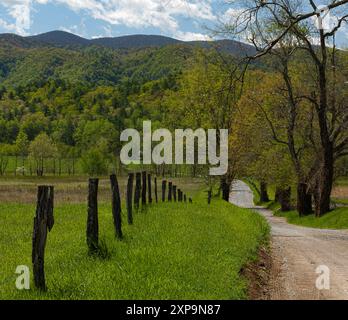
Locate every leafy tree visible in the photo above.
<box><xmin>80</xmin><ymin>148</ymin><xmax>109</xmax><ymax>176</ymax></box>
<box><xmin>21</xmin><ymin>113</ymin><xmax>49</xmax><ymax>140</ymax></box>
<box><xmin>0</xmin><ymin>144</ymin><xmax>12</xmax><ymax>175</ymax></box>
<box><xmin>29</xmin><ymin>133</ymin><xmax>57</xmax><ymax>176</ymax></box>
<box><xmin>15</xmin><ymin>130</ymin><xmax>29</xmax><ymax>172</ymax></box>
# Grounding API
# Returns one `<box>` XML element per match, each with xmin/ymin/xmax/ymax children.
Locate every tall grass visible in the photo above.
<box><xmin>0</xmin><ymin>191</ymin><xmax>269</xmax><ymax>300</ymax></box>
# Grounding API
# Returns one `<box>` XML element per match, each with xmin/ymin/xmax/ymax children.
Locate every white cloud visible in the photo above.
<box><xmin>0</xmin><ymin>0</ymin><xmax>215</xmax><ymax>38</ymax></box>
<box><xmin>175</xmin><ymin>31</ymin><xmax>211</xmax><ymax>41</ymax></box>
<box><xmin>56</xmin><ymin>0</ymin><xmax>215</xmax><ymax>33</ymax></box>
<box><xmin>0</xmin><ymin>0</ymin><xmax>32</xmax><ymax>35</ymax></box>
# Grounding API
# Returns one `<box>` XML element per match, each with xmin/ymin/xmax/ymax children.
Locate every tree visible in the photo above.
<box><xmin>21</xmin><ymin>113</ymin><xmax>49</xmax><ymax>141</ymax></box>
<box><xmin>221</xmin><ymin>0</ymin><xmax>348</xmax><ymax>215</ymax></box>
<box><xmin>15</xmin><ymin>131</ymin><xmax>29</xmax><ymax>172</ymax></box>
<box><xmin>0</xmin><ymin>144</ymin><xmax>11</xmax><ymax>175</ymax></box>
<box><xmin>80</xmin><ymin>149</ymin><xmax>109</xmax><ymax>176</ymax></box>
<box><xmin>74</xmin><ymin>119</ymin><xmax>118</xmax><ymax>155</ymax></box>
<box><xmin>163</xmin><ymin>51</ymin><xmax>243</xmax><ymax>200</ymax></box>
<box><xmin>29</xmin><ymin>133</ymin><xmax>57</xmax><ymax>176</ymax></box>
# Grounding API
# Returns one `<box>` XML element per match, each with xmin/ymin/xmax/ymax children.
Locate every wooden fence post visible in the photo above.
<box><xmin>148</xmin><ymin>174</ymin><xmax>152</xmax><ymax>204</ymax></box>
<box><xmin>208</xmin><ymin>188</ymin><xmax>212</xmax><ymax>205</ymax></box>
<box><xmin>110</xmin><ymin>174</ymin><xmax>122</xmax><ymax>240</ymax></box>
<box><xmin>178</xmin><ymin>189</ymin><xmax>182</xmax><ymax>202</ymax></box>
<box><xmin>154</xmin><ymin>177</ymin><xmax>158</xmax><ymax>203</ymax></box>
<box><xmin>142</xmin><ymin>171</ymin><xmax>147</xmax><ymax>207</ymax></box>
<box><xmin>127</xmin><ymin>173</ymin><xmax>134</xmax><ymax>225</ymax></box>
<box><xmin>168</xmin><ymin>182</ymin><xmax>173</xmax><ymax>202</ymax></box>
<box><xmin>87</xmin><ymin>179</ymin><xmax>99</xmax><ymax>254</ymax></box>
<box><xmin>173</xmin><ymin>185</ymin><xmax>177</xmax><ymax>202</ymax></box>
<box><xmin>184</xmin><ymin>194</ymin><xmax>187</xmax><ymax>203</ymax></box>
<box><xmin>32</xmin><ymin>186</ymin><xmax>54</xmax><ymax>291</ymax></box>
<box><xmin>134</xmin><ymin>172</ymin><xmax>141</xmax><ymax>210</ymax></box>
<box><xmin>162</xmin><ymin>180</ymin><xmax>167</xmax><ymax>202</ymax></box>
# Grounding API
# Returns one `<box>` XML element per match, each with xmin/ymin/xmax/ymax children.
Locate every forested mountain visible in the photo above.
<box><xmin>0</xmin><ymin>30</ymin><xmax>255</xmax><ymax>54</ymax></box>
<box><xmin>0</xmin><ymin>31</ymin><xmax>224</xmax><ymax>171</ymax></box>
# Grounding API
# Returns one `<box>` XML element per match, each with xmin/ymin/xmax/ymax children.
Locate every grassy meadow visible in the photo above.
<box><xmin>274</xmin><ymin>207</ymin><xmax>348</xmax><ymax>230</ymax></box>
<box><xmin>0</xmin><ymin>177</ymin><xmax>269</xmax><ymax>300</ymax></box>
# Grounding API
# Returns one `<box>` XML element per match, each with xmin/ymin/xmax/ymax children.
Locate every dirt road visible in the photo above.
<box><xmin>230</xmin><ymin>180</ymin><xmax>348</xmax><ymax>300</ymax></box>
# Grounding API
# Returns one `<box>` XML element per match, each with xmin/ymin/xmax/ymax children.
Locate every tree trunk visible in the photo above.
<box><xmin>279</xmin><ymin>187</ymin><xmax>292</xmax><ymax>212</ymax></box>
<box><xmin>221</xmin><ymin>177</ymin><xmax>230</xmax><ymax>202</ymax></box>
<box><xmin>315</xmin><ymin>154</ymin><xmax>334</xmax><ymax>217</ymax></box>
<box><xmin>260</xmin><ymin>181</ymin><xmax>270</xmax><ymax>203</ymax></box>
<box><xmin>297</xmin><ymin>183</ymin><xmax>313</xmax><ymax>216</ymax></box>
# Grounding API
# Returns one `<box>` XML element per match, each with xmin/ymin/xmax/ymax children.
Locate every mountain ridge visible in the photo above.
<box><xmin>0</xmin><ymin>30</ymin><xmax>256</xmax><ymax>56</ymax></box>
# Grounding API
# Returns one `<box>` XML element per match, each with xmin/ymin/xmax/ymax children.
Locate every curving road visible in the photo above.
<box><xmin>230</xmin><ymin>180</ymin><xmax>348</xmax><ymax>300</ymax></box>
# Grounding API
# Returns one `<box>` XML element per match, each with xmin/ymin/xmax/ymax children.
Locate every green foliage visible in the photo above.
<box><xmin>15</xmin><ymin>130</ymin><xmax>29</xmax><ymax>157</ymax></box>
<box><xmin>0</xmin><ymin>144</ymin><xmax>12</xmax><ymax>175</ymax></box>
<box><xmin>80</xmin><ymin>149</ymin><xmax>109</xmax><ymax>176</ymax></box>
<box><xmin>29</xmin><ymin>133</ymin><xmax>57</xmax><ymax>176</ymax></box>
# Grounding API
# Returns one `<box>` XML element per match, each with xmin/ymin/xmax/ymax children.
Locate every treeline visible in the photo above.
<box><xmin>0</xmin><ymin>43</ymin><xmax>192</xmax><ymax>176</ymax></box>
<box><xmin>0</xmin><ymin>36</ymin><xmax>347</xmax><ymax>217</ymax></box>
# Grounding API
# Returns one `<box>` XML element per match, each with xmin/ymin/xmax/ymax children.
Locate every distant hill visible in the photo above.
<box><xmin>91</xmin><ymin>34</ymin><xmax>181</xmax><ymax>49</ymax></box>
<box><xmin>0</xmin><ymin>30</ymin><xmax>256</xmax><ymax>56</ymax></box>
<box><xmin>28</xmin><ymin>31</ymin><xmax>90</xmax><ymax>47</ymax></box>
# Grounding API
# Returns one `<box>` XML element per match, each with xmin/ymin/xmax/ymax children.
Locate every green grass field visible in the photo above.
<box><xmin>274</xmin><ymin>207</ymin><xmax>348</xmax><ymax>230</ymax></box>
<box><xmin>0</xmin><ymin>187</ymin><xmax>269</xmax><ymax>300</ymax></box>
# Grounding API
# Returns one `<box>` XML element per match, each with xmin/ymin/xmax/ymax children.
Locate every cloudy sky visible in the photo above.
<box><xmin>0</xmin><ymin>0</ymin><xmax>347</xmax><ymax>45</ymax></box>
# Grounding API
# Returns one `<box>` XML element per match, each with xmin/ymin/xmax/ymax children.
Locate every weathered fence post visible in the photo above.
<box><xmin>110</xmin><ymin>174</ymin><xmax>122</xmax><ymax>240</ymax></box>
<box><xmin>208</xmin><ymin>188</ymin><xmax>212</xmax><ymax>205</ymax></box>
<box><xmin>162</xmin><ymin>180</ymin><xmax>167</xmax><ymax>202</ymax></box>
<box><xmin>168</xmin><ymin>182</ymin><xmax>173</xmax><ymax>202</ymax></box>
<box><xmin>184</xmin><ymin>194</ymin><xmax>187</xmax><ymax>203</ymax></box>
<box><xmin>134</xmin><ymin>172</ymin><xmax>141</xmax><ymax>210</ymax></box>
<box><xmin>87</xmin><ymin>179</ymin><xmax>99</xmax><ymax>254</ymax></box>
<box><xmin>178</xmin><ymin>189</ymin><xmax>182</xmax><ymax>202</ymax></box>
<box><xmin>32</xmin><ymin>186</ymin><xmax>54</xmax><ymax>291</ymax></box>
<box><xmin>148</xmin><ymin>173</ymin><xmax>152</xmax><ymax>204</ymax></box>
<box><xmin>127</xmin><ymin>173</ymin><xmax>134</xmax><ymax>225</ymax></box>
<box><xmin>142</xmin><ymin>171</ymin><xmax>147</xmax><ymax>207</ymax></box>
<box><xmin>173</xmin><ymin>186</ymin><xmax>177</xmax><ymax>202</ymax></box>
<box><xmin>154</xmin><ymin>177</ymin><xmax>158</xmax><ymax>203</ymax></box>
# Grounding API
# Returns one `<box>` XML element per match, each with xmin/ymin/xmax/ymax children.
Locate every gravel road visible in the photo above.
<box><xmin>230</xmin><ymin>180</ymin><xmax>348</xmax><ymax>300</ymax></box>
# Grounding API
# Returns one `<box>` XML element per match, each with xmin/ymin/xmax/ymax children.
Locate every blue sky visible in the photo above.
<box><xmin>0</xmin><ymin>0</ymin><xmax>347</xmax><ymax>45</ymax></box>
